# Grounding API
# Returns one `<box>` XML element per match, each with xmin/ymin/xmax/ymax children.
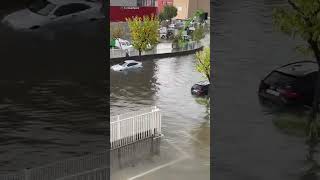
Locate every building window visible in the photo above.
<box><xmin>137</xmin><ymin>0</ymin><xmax>156</xmax><ymax>6</ymax></box>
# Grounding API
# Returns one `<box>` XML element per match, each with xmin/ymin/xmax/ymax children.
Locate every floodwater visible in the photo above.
<box><xmin>0</xmin><ymin>81</ymin><xmax>106</xmax><ymax>174</ymax></box>
<box><xmin>0</xmin><ymin>8</ymin><xmax>106</xmax><ymax>79</ymax></box>
<box><xmin>110</xmin><ymin>35</ymin><xmax>210</xmax><ymax>179</ymax></box>
<box><xmin>0</xmin><ymin>6</ymin><xmax>107</xmax><ymax>175</ymax></box>
<box><xmin>212</xmin><ymin>0</ymin><xmax>319</xmax><ymax>180</ymax></box>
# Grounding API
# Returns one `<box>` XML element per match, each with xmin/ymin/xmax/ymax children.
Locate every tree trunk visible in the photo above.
<box><xmin>139</xmin><ymin>50</ymin><xmax>142</xmax><ymax>61</ymax></box>
<box><xmin>308</xmin><ymin>40</ymin><xmax>320</xmax><ymax>139</ymax></box>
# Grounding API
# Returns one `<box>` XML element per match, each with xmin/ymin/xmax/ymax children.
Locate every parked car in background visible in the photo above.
<box><xmin>111</xmin><ymin>60</ymin><xmax>142</xmax><ymax>71</ymax></box>
<box><xmin>110</xmin><ymin>38</ymin><xmax>133</xmax><ymax>50</ymax></box>
<box><xmin>175</xmin><ymin>21</ymin><xmax>184</xmax><ymax>29</ymax></box>
<box><xmin>191</xmin><ymin>81</ymin><xmax>210</xmax><ymax>96</ymax></box>
<box><xmin>159</xmin><ymin>27</ymin><xmax>167</xmax><ymax>39</ymax></box>
<box><xmin>259</xmin><ymin>61</ymin><xmax>318</xmax><ymax>106</ymax></box>
<box><xmin>1</xmin><ymin>0</ymin><xmax>103</xmax><ymax>30</ymax></box>
<box><xmin>168</xmin><ymin>23</ymin><xmax>175</xmax><ymax>28</ymax></box>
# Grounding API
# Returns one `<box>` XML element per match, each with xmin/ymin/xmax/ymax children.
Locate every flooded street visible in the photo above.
<box><xmin>212</xmin><ymin>0</ymin><xmax>318</xmax><ymax>179</ymax></box>
<box><xmin>0</xmin><ymin>81</ymin><xmax>106</xmax><ymax>174</ymax></box>
<box><xmin>0</xmin><ymin>9</ymin><xmax>106</xmax><ymax>79</ymax></box>
<box><xmin>110</xmin><ymin>37</ymin><xmax>210</xmax><ymax>179</ymax></box>
<box><xmin>0</xmin><ymin>6</ymin><xmax>107</xmax><ymax>175</ymax></box>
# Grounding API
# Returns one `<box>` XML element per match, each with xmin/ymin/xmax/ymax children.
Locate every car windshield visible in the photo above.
<box><xmin>264</xmin><ymin>71</ymin><xmax>297</xmax><ymax>87</ymax></box>
<box><xmin>119</xmin><ymin>62</ymin><xmax>127</xmax><ymax>66</ymax></box>
<box><xmin>28</xmin><ymin>0</ymin><xmax>56</xmax><ymax>16</ymax></box>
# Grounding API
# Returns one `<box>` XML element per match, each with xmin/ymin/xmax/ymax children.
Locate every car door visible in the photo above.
<box><xmin>51</xmin><ymin>3</ymin><xmax>92</xmax><ymax>25</ymax></box>
<box><xmin>295</xmin><ymin>73</ymin><xmax>316</xmax><ymax>105</ymax></box>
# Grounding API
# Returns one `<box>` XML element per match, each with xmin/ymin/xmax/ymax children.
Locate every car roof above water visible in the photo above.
<box><xmin>275</xmin><ymin>61</ymin><xmax>318</xmax><ymax>77</ymax></box>
<box><xmin>196</xmin><ymin>81</ymin><xmax>210</xmax><ymax>85</ymax></box>
<box><xmin>124</xmin><ymin>60</ymin><xmax>139</xmax><ymax>63</ymax></box>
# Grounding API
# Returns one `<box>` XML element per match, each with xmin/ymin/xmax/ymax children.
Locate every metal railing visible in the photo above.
<box><xmin>110</xmin><ymin>136</ymin><xmax>160</xmax><ymax>171</ymax></box>
<box><xmin>110</xmin><ymin>41</ymin><xmax>202</xmax><ymax>59</ymax></box>
<box><xmin>0</xmin><ymin>151</ymin><xmax>108</xmax><ymax>180</ymax></box>
<box><xmin>55</xmin><ymin>167</ymin><xmax>108</xmax><ymax>180</ymax></box>
<box><xmin>110</xmin><ymin>106</ymin><xmax>162</xmax><ymax>149</ymax></box>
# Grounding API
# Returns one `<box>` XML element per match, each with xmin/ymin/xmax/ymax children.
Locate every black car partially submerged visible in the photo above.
<box><xmin>259</xmin><ymin>61</ymin><xmax>318</xmax><ymax>106</ymax></box>
<box><xmin>191</xmin><ymin>81</ymin><xmax>210</xmax><ymax>96</ymax></box>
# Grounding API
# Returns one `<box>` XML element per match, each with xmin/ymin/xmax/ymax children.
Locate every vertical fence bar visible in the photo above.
<box><xmin>110</xmin><ymin>107</ymin><xmax>162</xmax><ymax>149</ymax></box>
<box><xmin>24</xmin><ymin>168</ymin><xmax>30</xmax><ymax>180</ymax></box>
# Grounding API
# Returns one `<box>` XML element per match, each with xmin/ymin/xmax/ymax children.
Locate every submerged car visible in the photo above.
<box><xmin>191</xmin><ymin>81</ymin><xmax>210</xmax><ymax>96</ymax></box>
<box><xmin>259</xmin><ymin>61</ymin><xmax>318</xmax><ymax>106</ymax></box>
<box><xmin>111</xmin><ymin>60</ymin><xmax>142</xmax><ymax>71</ymax></box>
<box><xmin>1</xmin><ymin>0</ymin><xmax>103</xmax><ymax>30</ymax></box>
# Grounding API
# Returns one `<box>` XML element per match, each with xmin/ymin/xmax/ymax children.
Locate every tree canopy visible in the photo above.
<box><xmin>111</xmin><ymin>24</ymin><xmax>124</xmax><ymax>39</ymax></box>
<box><xmin>192</xmin><ymin>26</ymin><xmax>205</xmax><ymax>42</ymax></box>
<box><xmin>159</xmin><ymin>5</ymin><xmax>177</xmax><ymax>21</ymax></box>
<box><xmin>126</xmin><ymin>15</ymin><xmax>160</xmax><ymax>57</ymax></box>
<box><xmin>273</xmin><ymin>0</ymin><xmax>320</xmax><ymax>55</ymax></box>
<box><xmin>195</xmin><ymin>47</ymin><xmax>210</xmax><ymax>81</ymax></box>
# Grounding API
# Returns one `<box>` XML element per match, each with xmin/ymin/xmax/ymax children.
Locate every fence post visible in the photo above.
<box><xmin>24</xmin><ymin>168</ymin><xmax>30</xmax><ymax>180</ymax></box>
<box><xmin>117</xmin><ymin>115</ymin><xmax>120</xmax><ymax>146</ymax></box>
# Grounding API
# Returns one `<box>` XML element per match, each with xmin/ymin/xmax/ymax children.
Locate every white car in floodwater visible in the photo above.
<box><xmin>1</xmin><ymin>0</ymin><xmax>103</xmax><ymax>30</ymax></box>
<box><xmin>111</xmin><ymin>60</ymin><xmax>142</xmax><ymax>71</ymax></box>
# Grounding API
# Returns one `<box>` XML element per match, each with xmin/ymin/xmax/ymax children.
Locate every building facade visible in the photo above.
<box><xmin>110</xmin><ymin>0</ymin><xmax>158</xmax><ymax>22</ymax></box>
<box><xmin>157</xmin><ymin>0</ymin><xmax>173</xmax><ymax>13</ymax></box>
<box><xmin>173</xmin><ymin>0</ymin><xmax>210</xmax><ymax>19</ymax></box>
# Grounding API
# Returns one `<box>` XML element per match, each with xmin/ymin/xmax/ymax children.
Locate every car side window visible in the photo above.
<box><xmin>297</xmin><ymin>73</ymin><xmax>316</xmax><ymax>92</ymax></box>
<box><xmin>127</xmin><ymin>63</ymin><xmax>137</xmax><ymax>67</ymax></box>
<box><xmin>54</xmin><ymin>3</ymin><xmax>91</xmax><ymax>17</ymax></box>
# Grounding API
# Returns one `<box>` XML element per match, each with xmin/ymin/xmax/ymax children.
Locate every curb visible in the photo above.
<box><xmin>110</xmin><ymin>46</ymin><xmax>204</xmax><ymax>65</ymax></box>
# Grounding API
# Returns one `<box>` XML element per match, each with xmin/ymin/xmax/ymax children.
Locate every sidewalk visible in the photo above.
<box><xmin>110</xmin><ymin>41</ymin><xmax>202</xmax><ymax>60</ymax></box>
<box><xmin>110</xmin><ymin>130</ymin><xmax>210</xmax><ymax>180</ymax></box>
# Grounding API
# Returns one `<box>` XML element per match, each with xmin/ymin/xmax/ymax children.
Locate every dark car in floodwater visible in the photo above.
<box><xmin>191</xmin><ymin>81</ymin><xmax>210</xmax><ymax>96</ymax></box>
<box><xmin>259</xmin><ymin>61</ymin><xmax>318</xmax><ymax>106</ymax></box>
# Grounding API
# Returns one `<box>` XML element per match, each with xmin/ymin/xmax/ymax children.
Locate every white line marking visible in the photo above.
<box><xmin>180</xmin><ymin>131</ymin><xmax>203</xmax><ymax>144</ymax></box>
<box><xmin>127</xmin><ymin>156</ymin><xmax>187</xmax><ymax>180</ymax></box>
<box><xmin>127</xmin><ymin>139</ymin><xmax>191</xmax><ymax>180</ymax></box>
<box><xmin>165</xmin><ymin>139</ymin><xmax>191</xmax><ymax>158</ymax></box>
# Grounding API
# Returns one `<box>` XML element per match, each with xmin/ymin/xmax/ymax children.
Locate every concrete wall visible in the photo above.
<box><xmin>173</xmin><ymin>0</ymin><xmax>189</xmax><ymax>19</ymax></box>
<box><xmin>188</xmin><ymin>0</ymin><xmax>210</xmax><ymax>18</ymax></box>
<box><xmin>173</xmin><ymin>0</ymin><xmax>210</xmax><ymax>20</ymax></box>
<box><xmin>110</xmin><ymin>0</ymin><xmax>137</xmax><ymax>7</ymax></box>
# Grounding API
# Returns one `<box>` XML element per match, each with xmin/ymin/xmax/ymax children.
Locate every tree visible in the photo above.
<box><xmin>159</xmin><ymin>5</ymin><xmax>177</xmax><ymax>22</ymax></box>
<box><xmin>111</xmin><ymin>24</ymin><xmax>124</xmax><ymax>48</ymax></box>
<box><xmin>193</xmin><ymin>9</ymin><xmax>205</xmax><ymax>22</ymax></box>
<box><xmin>273</xmin><ymin>0</ymin><xmax>320</xmax><ymax>140</ymax></box>
<box><xmin>192</xmin><ymin>26</ymin><xmax>205</xmax><ymax>43</ymax></box>
<box><xmin>126</xmin><ymin>15</ymin><xmax>160</xmax><ymax>60</ymax></box>
<box><xmin>111</xmin><ymin>24</ymin><xmax>124</xmax><ymax>40</ymax></box>
<box><xmin>195</xmin><ymin>47</ymin><xmax>210</xmax><ymax>81</ymax></box>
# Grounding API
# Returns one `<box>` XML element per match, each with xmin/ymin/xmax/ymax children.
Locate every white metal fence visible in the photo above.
<box><xmin>0</xmin><ymin>107</ymin><xmax>162</xmax><ymax>180</ymax></box>
<box><xmin>110</xmin><ymin>41</ymin><xmax>201</xmax><ymax>59</ymax></box>
<box><xmin>55</xmin><ymin>167</ymin><xmax>108</xmax><ymax>180</ymax></box>
<box><xmin>0</xmin><ymin>151</ymin><xmax>108</xmax><ymax>180</ymax></box>
<box><xmin>111</xmin><ymin>136</ymin><xmax>160</xmax><ymax>171</ymax></box>
<box><xmin>110</xmin><ymin>106</ymin><xmax>162</xmax><ymax>149</ymax></box>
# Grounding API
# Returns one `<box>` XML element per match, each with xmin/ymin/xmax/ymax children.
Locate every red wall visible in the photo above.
<box><xmin>157</xmin><ymin>0</ymin><xmax>173</xmax><ymax>14</ymax></box>
<box><xmin>110</xmin><ymin>6</ymin><xmax>158</xmax><ymax>22</ymax></box>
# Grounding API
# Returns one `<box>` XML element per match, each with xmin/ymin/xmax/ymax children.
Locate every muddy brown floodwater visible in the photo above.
<box><xmin>110</xmin><ymin>34</ymin><xmax>210</xmax><ymax>179</ymax></box>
